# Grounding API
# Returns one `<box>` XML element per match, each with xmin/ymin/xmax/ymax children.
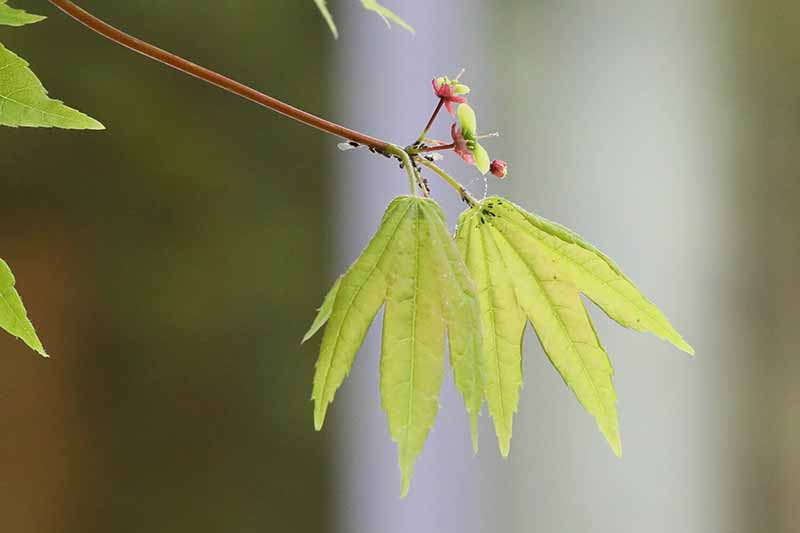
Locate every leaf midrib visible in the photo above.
<box><xmin>478</xmin><ymin>224</ymin><xmax>511</xmax><ymax>437</ymax></box>
<box><xmin>400</xmin><ymin>202</ymin><xmax>421</xmax><ymax>465</ymax></box>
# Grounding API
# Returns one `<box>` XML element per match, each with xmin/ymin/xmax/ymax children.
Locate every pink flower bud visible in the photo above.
<box><xmin>490</xmin><ymin>159</ymin><xmax>508</xmax><ymax>179</ymax></box>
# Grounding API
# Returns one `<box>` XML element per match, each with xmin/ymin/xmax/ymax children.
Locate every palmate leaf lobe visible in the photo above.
<box><xmin>304</xmin><ymin>196</ymin><xmax>482</xmax><ymax>496</ymax></box>
<box><xmin>312</xmin><ymin>0</ymin><xmax>338</xmax><ymax>39</ymax></box>
<box><xmin>457</xmin><ymin>196</ymin><xmax>693</xmax><ymax>457</ymax></box>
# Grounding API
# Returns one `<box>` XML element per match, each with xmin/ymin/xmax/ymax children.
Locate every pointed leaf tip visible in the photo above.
<box><xmin>302</xmin><ymin>276</ymin><xmax>342</xmax><ymax>344</ymax></box>
<box><xmin>676</xmin><ymin>337</ymin><xmax>695</xmax><ymax>356</ymax></box>
<box><xmin>313</xmin><ymin>405</ymin><xmax>326</xmax><ymax>431</ymax></box>
<box><xmin>313</xmin><ymin>0</ymin><xmax>339</xmax><ymax>38</ymax></box>
<box><xmin>613</xmin><ymin>440</ymin><xmax>622</xmax><ymax>458</ymax></box>
<box><xmin>0</xmin><ymin>1</ymin><xmax>46</xmax><ymax>27</ymax></box>
<box><xmin>0</xmin><ymin>44</ymin><xmax>105</xmax><ymax>130</ymax></box>
<box><xmin>0</xmin><ymin>258</ymin><xmax>46</xmax><ymax>356</ymax></box>
<box><xmin>400</xmin><ymin>475</ymin><xmax>410</xmax><ymax>499</ymax></box>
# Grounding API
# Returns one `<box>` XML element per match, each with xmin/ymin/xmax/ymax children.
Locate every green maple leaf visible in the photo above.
<box><xmin>303</xmin><ymin>196</ymin><xmax>482</xmax><ymax>496</ymax></box>
<box><xmin>0</xmin><ymin>258</ymin><xmax>46</xmax><ymax>357</ymax></box>
<box><xmin>0</xmin><ymin>5</ymin><xmax>104</xmax><ymax>130</ymax></box>
<box><xmin>0</xmin><ymin>0</ymin><xmax>45</xmax><ymax>27</ymax></box>
<box><xmin>313</xmin><ymin>0</ymin><xmax>414</xmax><ymax>37</ymax></box>
<box><xmin>456</xmin><ymin>197</ymin><xmax>693</xmax><ymax>457</ymax></box>
<box><xmin>0</xmin><ymin>43</ymin><xmax>104</xmax><ymax>129</ymax></box>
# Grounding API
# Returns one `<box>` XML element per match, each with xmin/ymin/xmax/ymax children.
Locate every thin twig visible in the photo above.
<box><xmin>47</xmin><ymin>0</ymin><xmax>390</xmax><ymax>151</ymax></box>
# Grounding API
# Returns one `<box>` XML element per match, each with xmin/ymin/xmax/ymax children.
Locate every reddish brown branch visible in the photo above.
<box><xmin>47</xmin><ymin>0</ymin><xmax>390</xmax><ymax>151</ymax></box>
<box><xmin>417</xmin><ymin>143</ymin><xmax>456</xmax><ymax>153</ymax></box>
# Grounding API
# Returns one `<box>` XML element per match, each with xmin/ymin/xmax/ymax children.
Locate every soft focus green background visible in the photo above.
<box><xmin>0</xmin><ymin>1</ymin><xmax>332</xmax><ymax>532</ymax></box>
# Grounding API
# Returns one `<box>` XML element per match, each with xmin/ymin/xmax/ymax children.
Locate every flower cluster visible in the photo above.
<box><xmin>432</xmin><ymin>76</ymin><xmax>470</xmax><ymax>116</ymax></box>
<box><xmin>430</xmin><ymin>74</ymin><xmax>508</xmax><ymax>178</ymax></box>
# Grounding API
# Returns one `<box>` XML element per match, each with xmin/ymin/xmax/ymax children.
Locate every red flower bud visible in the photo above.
<box><xmin>433</xmin><ymin>78</ymin><xmax>468</xmax><ymax>116</ymax></box>
<box><xmin>490</xmin><ymin>159</ymin><xmax>508</xmax><ymax>179</ymax></box>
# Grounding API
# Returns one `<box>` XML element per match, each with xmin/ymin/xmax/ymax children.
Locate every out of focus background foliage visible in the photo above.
<box><xmin>1</xmin><ymin>1</ymin><xmax>799</xmax><ymax>532</ymax></box>
<box><xmin>1</xmin><ymin>1</ymin><xmax>331</xmax><ymax>531</ymax></box>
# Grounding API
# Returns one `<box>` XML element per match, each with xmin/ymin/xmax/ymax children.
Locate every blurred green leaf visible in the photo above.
<box><xmin>0</xmin><ymin>0</ymin><xmax>45</xmax><ymax>27</ymax></box>
<box><xmin>0</xmin><ymin>42</ymin><xmax>104</xmax><ymax>129</ymax></box>
<box><xmin>313</xmin><ymin>0</ymin><xmax>338</xmax><ymax>38</ymax></box>
<box><xmin>0</xmin><ymin>258</ymin><xmax>46</xmax><ymax>357</ymax></box>
<box><xmin>306</xmin><ymin>196</ymin><xmax>481</xmax><ymax>496</ymax></box>
<box><xmin>314</xmin><ymin>0</ymin><xmax>414</xmax><ymax>37</ymax></box>
<box><xmin>361</xmin><ymin>1</ymin><xmax>414</xmax><ymax>33</ymax></box>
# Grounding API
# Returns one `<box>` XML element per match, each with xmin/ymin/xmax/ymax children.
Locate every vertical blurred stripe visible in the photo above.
<box><xmin>331</xmin><ymin>0</ymin><xmax>502</xmax><ymax>531</ymax></box>
<box><xmin>492</xmin><ymin>1</ymin><xmax>779</xmax><ymax>532</ymax></box>
<box><xmin>331</xmin><ymin>1</ymin><xmax>800</xmax><ymax>531</ymax></box>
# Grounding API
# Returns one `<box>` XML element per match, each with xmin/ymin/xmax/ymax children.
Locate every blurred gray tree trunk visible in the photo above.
<box><xmin>733</xmin><ymin>2</ymin><xmax>800</xmax><ymax>530</ymax></box>
<box><xmin>331</xmin><ymin>1</ymin><xmax>798</xmax><ymax>531</ymax></box>
<box><xmin>491</xmin><ymin>1</ymin><xmax>800</xmax><ymax>532</ymax></box>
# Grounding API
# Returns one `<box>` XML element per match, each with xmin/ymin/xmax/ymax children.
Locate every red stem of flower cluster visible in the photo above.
<box><xmin>417</xmin><ymin>143</ymin><xmax>456</xmax><ymax>153</ymax></box>
<box><xmin>416</xmin><ymin>98</ymin><xmax>445</xmax><ymax>144</ymax></box>
<box><xmin>46</xmin><ymin>0</ymin><xmax>391</xmax><ymax>152</ymax></box>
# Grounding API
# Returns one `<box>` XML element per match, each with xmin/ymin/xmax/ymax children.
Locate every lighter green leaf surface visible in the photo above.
<box><xmin>0</xmin><ymin>1</ymin><xmax>44</xmax><ymax>27</ymax></box>
<box><xmin>305</xmin><ymin>196</ymin><xmax>480</xmax><ymax>496</ymax></box>
<box><xmin>302</xmin><ymin>276</ymin><xmax>342</xmax><ymax>344</ymax></box>
<box><xmin>0</xmin><ymin>258</ymin><xmax>46</xmax><ymax>357</ymax></box>
<box><xmin>313</xmin><ymin>0</ymin><xmax>338</xmax><ymax>38</ymax></box>
<box><xmin>492</xmin><ymin>198</ymin><xmax>694</xmax><ymax>355</ymax></box>
<box><xmin>380</xmin><ymin>201</ymin><xmax>445</xmax><ymax>497</ymax></box>
<box><xmin>456</xmin><ymin>212</ymin><xmax>526</xmax><ymax>457</ymax></box>
<box><xmin>459</xmin><ymin>197</ymin><xmax>693</xmax><ymax>456</ymax></box>
<box><xmin>0</xmin><ymin>43</ymin><xmax>104</xmax><ymax>129</ymax></box>
<box><xmin>361</xmin><ymin>1</ymin><xmax>414</xmax><ymax>33</ymax></box>
<box><xmin>422</xmin><ymin>201</ymin><xmax>483</xmax><ymax>452</ymax></box>
<box><xmin>311</xmin><ymin>198</ymin><xmax>412</xmax><ymax>431</ymax></box>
